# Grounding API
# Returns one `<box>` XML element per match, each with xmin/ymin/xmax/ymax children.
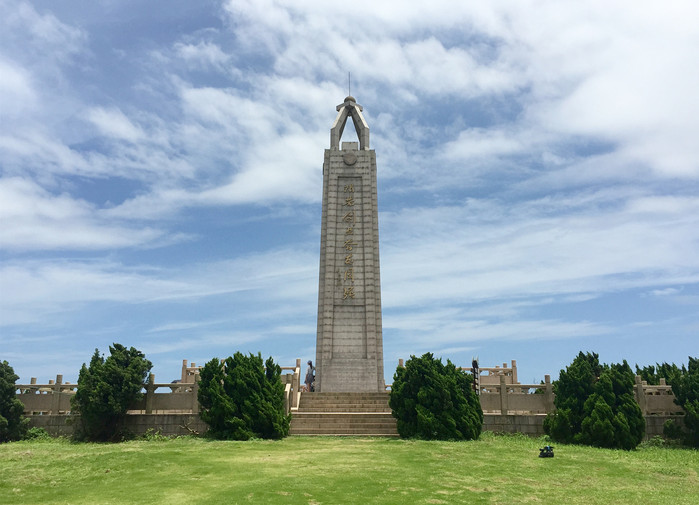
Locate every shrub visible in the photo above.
<box><xmin>141</xmin><ymin>428</ymin><xmax>171</xmax><ymax>442</ymax></box>
<box><xmin>544</xmin><ymin>353</ymin><xmax>644</xmax><ymax>450</ymax></box>
<box><xmin>663</xmin><ymin>356</ymin><xmax>699</xmax><ymax>447</ymax></box>
<box><xmin>543</xmin><ymin>351</ymin><xmax>602</xmax><ymax>444</ymax></box>
<box><xmin>389</xmin><ymin>353</ymin><xmax>483</xmax><ymax>440</ymax></box>
<box><xmin>579</xmin><ymin>363</ymin><xmax>645</xmax><ymax>450</ymax></box>
<box><xmin>71</xmin><ymin>344</ymin><xmax>152</xmax><ymax>442</ymax></box>
<box><xmin>197</xmin><ymin>352</ymin><xmax>289</xmax><ymax>440</ymax></box>
<box><xmin>1</xmin><ymin>360</ymin><xmax>29</xmax><ymax>443</ymax></box>
<box><xmin>24</xmin><ymin>427</ymin><xmax>51</xmax><ymax>440</ymax></box>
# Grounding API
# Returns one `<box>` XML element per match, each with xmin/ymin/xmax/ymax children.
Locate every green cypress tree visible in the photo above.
<box><xmin>0</xmin><ymin>360</ymin><xmax>29</xmax><ymax>443</ymax></box>
<box><xmin>389</xmin><ymin>353</ymin><xmax>482</xmax><ymax>440</ymax></box>
<box><xmin>664</xmin><ymin>356</ymin><xmax>699</xmax><ymax>447</ymax></box>
<box><xmin>544</xmin><ymin>351</ymin><xmax>603</xmax><ymax>443</ymax></box>
<box><xmin>198</xmin><ymin>352</ymin><xmax>289</xmax><ymax>440</ymax></box>
<box><xmin>545</xmin><ymin>354</ymin><xmax>644</xmax><ymax>450</ymax></box>
<box><xmin>580</xmin><ymin>394</ymin><xmax>616</xmax><ymax>448</ymax></box>
<box><xmin>579</xmin><ymin>363</ymin><xmax>644</xmax><ymax>449</ymax></box>
<box><xmin>71</xmin><ymin>345</ymin><xmax>152</xmax><ymax>442</ymax></box>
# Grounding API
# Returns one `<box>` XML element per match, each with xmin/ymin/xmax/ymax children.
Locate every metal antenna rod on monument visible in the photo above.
<box><xmin>348</xmin><ymin>71</ymin><xmax>351</xmax><ymax>96</ymax></box>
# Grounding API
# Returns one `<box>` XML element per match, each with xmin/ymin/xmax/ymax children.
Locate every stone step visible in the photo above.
<box><xmin>290</xmin><ymin>392</ymin><xmax>398</xmax><ymax>436</ymax></box>
<box><xmin>300</xmin><ymin>396</ymin><xmax>390</xmax><ymax>402</ymax></box>
<box><xmin>298</xmin><ymin>400</ymin><xmax>390</xmax><ymax>407</ymax></box>
<box><xmin>291</xmin><ymin>424</ymin><xmax>396</xmax><ymax>431</ymax></box>
<box><xmin>292</xmin><ymin>413</ymin><xmax>396</xmax><ymax>422</ymax></box>
<box><xmin>299</xmin><ymin>404</ymin><xmax>391</xmax><ymax>413</ymax></box>
<box><xmin>299</xmin><ymin>393</ymin><xmax>390</xmax><ymax>404</ymax></box>
<box><xmin>301</xmin><ymin>392</ymin><xmax>390</xmax><ymax>397</ymax></box>
<box><xmin>290</xmin><ymin>429</ymin><xmax>400</xmax><ymax>437</ymax></box>
<box><xmin>300</xmin><ymin>394</ymin><xmax>390</xmax><ymax>403</ymax></box>
<box><xmin>300</xmin><ymin>398</ymin><xmax>390</xmax><ymax>403</ymax></box>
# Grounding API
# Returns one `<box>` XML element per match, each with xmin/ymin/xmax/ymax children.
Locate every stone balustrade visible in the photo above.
<box><xmin>14</xmin><ymin>358</ymin><xmax>684</xmax><ymax>439</ymax></box>
<box><xmin>15</xmin><ymin>359</ymin><xmax>303</xmax><ymax>416</ymax></box>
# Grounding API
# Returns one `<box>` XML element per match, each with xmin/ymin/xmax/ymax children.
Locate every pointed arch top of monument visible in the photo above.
<box><xmin>330</xmin><ymin>96</ymin><xmax>370</xmax><ymax>150</ymax></box>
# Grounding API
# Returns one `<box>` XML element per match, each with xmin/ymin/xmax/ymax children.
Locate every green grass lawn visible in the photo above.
<box><xmin>1</xmin><ymin>433</ymin><xmax>697</xmax><ymax>505</ymax></box>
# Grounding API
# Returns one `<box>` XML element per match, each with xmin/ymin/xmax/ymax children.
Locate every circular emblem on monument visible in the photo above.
<box><xmin>343</xmin><ymin>152</ymin><xmax>357</xmax><ymax>166</ymax></box>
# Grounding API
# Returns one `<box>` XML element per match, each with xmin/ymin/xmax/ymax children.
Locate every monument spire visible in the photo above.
<box><xmin>314</xmin><ymin>97</ymin><xmax>385</xmax><ymax>392</ymax></box>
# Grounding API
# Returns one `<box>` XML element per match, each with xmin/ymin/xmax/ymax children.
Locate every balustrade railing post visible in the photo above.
<box><xmin>145</xmin><ymin>373</ymin><xmax>155</xmax><ymax>414</ymax></box>
<box><xmin>292</xmin><ymin>359</ymin><xmax>301</xmax><ymax>409</ymax></box>
<box><xmin>192</xmin><ymin>372</ymin><xmax>200</xmax><ymax>414</ymax></box>
<box><xmin>499</xmin><ymin>374</ymin><xmax>508</xmax><ymax>415</ymax></box>
<box><xmin>544</xmin><ymin>375</ymin><xmax>554</xmax><ymax>413</ymax></box>
<box><xmin>51</xmin><ymin>375</ymin><xmax>63</xmax><ymax>414</ymax></box>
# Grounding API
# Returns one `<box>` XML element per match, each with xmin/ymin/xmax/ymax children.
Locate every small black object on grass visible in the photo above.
<box><xmin>539</xmin><ymin>445</ymin><xmax>554</xmax><ymax>458</ymax></box>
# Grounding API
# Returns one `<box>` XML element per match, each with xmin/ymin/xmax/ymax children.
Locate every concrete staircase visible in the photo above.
<box><xmin>289</xmin><ymin>392</ymin><xmax>398</xmax><ymax>436</ymax></box>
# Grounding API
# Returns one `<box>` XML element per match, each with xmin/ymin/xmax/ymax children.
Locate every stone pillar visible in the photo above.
<box><xmin>51</xmin><ymin>375</ymin><xmax>63</xmax><ymax>414</ymax></box>
<box><xmin>191</xmin><ymin>372</ymin><xmax>200</xmax><ymax>414</ymax></box>
<box><xmin>315</xmin><ymin>96</ymin><xmax>385</xmax><ymax>392</ymax></box>
<box><xmin>181</xmin><ymin>360</ymin><xmax>188</xmax><ymax>383</ymax></box>
<box><xmin>499</xmin><ymin>374</ymin><xmax>509</xmax><ymax>415</ymax></box>
<box><xmin>292</xmin><ymin>359</ymin><xmax>301</xmax><ymax>409</ymax></box>
<box><xmin>544</xmin><ymin>374</ymin><xmax>554</xmax><ymax>413</ymax></box>
<box><xmin>634</xmin><ymin>375</ymin><xmax>647</xmax><ymax>415</ymax></box>
<box><xmin>145</xmin><ymin>373</ymin><xmax>155</xmax><ymax>414</ymax></box>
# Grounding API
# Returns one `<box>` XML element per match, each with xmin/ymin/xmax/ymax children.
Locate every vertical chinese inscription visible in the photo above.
<box><xmin>337</xmin><ymin>178</ymin><xmax>361</xmax><ymax>303</ymax></box>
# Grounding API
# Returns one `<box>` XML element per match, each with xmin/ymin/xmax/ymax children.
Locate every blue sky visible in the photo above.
<box><xmin>1</xmin><ymin>0</ymin><xmax>698</xmax><ymax>386</ymax></box>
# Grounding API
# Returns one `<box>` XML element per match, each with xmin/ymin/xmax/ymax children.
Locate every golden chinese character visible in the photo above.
<box><xmin>343</xmin><ymin>286</ymin><xmax>355</xmax><ymax>299</ymax></box>
<box><xmin>344</xmin><ymin>197</ymin><xmax>355</xmax><ymax>207</ymax></box>
<box><xmin>345</xmin><ymin>253</ymin><xmax>353</xmax><ymax>265</ymax></box>
<box><xmin>345</xmin><ymin>227</ymin><xmax>354</xmax><ymax>235</ymax></box>
<box><xmin>344</xmin><ymin>269</ymin><xmax>354</xmax><ymax>281</ymax></box>
<box><xmin>342</xmin><ymin>211</ymin><xmax>355</xmax><ymax>224</ymax></box>
<box><xmin>344</xmin><ymin>184</ymin><xmax>355</xmax><ymax>193</ymax></box>
<box><xmin>344</xmin><ymin>239</ymin><xmax>357</xmax><ymax>251</ymax></box>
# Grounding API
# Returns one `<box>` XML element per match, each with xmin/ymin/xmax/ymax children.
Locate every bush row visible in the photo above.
<box><xmin>3</xmin><ymin>349</ymin><xmax>697</xmax><ymax>447</ymax></box>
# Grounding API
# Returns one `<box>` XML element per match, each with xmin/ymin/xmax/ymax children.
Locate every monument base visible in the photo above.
<box><xmin>319</xmin><ymin>358</ymin><xmax>384</xmax><ymax>392</ymax></box>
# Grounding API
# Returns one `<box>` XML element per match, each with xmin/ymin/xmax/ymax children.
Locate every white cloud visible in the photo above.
<box><xmin>384</xmin><ymin>308</ymin><xmax>610</xmax><ymax>350</ymax></box>
<box><xmin>86</xmin><ymin>107</ymin><xmax>145</xmax><ymax>142</ymax></box>
<box><xmin>1</xmin><ymin>1</ymin><xmax>86</xmax><ymax>60</ymax></box>
<box><xmin>380</xmin><ymin>191</ymin><xmax>699</xmax><ymax>307</ymax></box>
<box><xmin>0</xmin><ymin>59</ymin><xmax>37</xmax><ymax>117</ymax></box>
<box><xmin>174</xmin><ymin>41</ymin><xmax>229</xmax><ymax>70</ymax></box>
<box><xmin>0</xmin><ymin>177</ymin><xmax>169</xmax><ymax>251</ymax></box>
<box><xmin>443</xmin><ymin>127</ymin><xmax>529</xmax><ymax>161</ymax></box>
<box><xmin>650</xmin><ymin>288</ymin><xmax>681</xmax><ymax>297</ymax></box>
<box><xmin>0</xmin><ymin>246</ymin><xmax>318</xmax><ymax>327</ymax></box>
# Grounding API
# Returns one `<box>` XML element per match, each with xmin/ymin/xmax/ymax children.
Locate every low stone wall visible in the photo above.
<box><xmin>29</xmin><ymin>415</ymin><xmax>76</xmax><ymax>437</ymax></box>
<box><xmin>31</xmin><ymin>412</ymin><xmax>682</xmax><ymax>440</ymax></box>
<box><xmin>125</xmin><ymin>414</ymin><xmax>209</xmax><ymax>436</ymax></box>
<box><xmin>28</xmin><ymin>414</ymin><xmax>209</xmax><ymax>438</ymax></box>
<box><xmin>483</xmin><ymin>413</ymin><xmax>546</xmax><ymax>436</ymax></box>
<box><xmin>482</xmin><ymin>413</ymin><xmax>684</xmax><ymax>440</ymax></box>
<box><xmin>645</xmin><ymin>415</ymin><xmax>684</xmax><ymax>438</ymax></box>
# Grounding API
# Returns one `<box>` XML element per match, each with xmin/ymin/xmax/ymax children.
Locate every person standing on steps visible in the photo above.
<box><xmin>305</xmin><ymin>360</ymin><xmax>315</xmax><ymax>392</ymax></box>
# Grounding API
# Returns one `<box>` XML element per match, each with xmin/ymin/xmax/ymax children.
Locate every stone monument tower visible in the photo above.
<box><xmin>314</xmin><ymin>96</ymin><xmax>385</xmax><ymax>392</ymax></box>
